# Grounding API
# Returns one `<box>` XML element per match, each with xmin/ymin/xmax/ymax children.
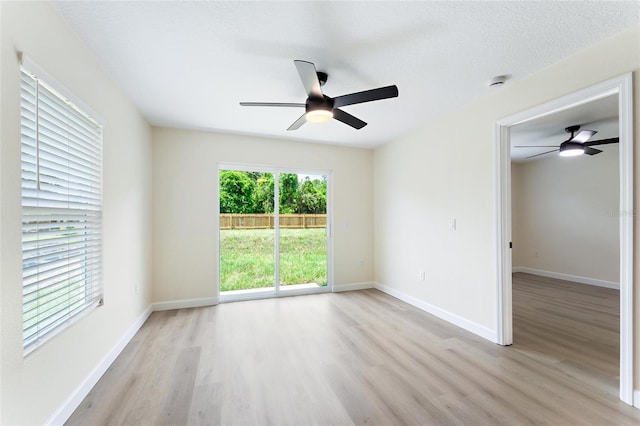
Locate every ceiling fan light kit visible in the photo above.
<box><xmin>306</xmin><ymin>108</ymin><xmax>334</xmax><ymax>123</ymax></box>
<box><xmin>558</xmin><ymin>141</ymin><xmax>584</xmax><ymax>157</ymax></box>
<box><xmin>240</xmin><ymin>60</ymin><xmax>398</xmax><ymax>131</ymax></box>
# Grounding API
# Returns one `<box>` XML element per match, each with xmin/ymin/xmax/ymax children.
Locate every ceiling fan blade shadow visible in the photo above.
<box><xmin>584</xmin><ymin>147</ymin><xmax>603</xmax><ymax>155</ymax></box>
<box><xmin>287</xmin><ymin>113</ymin><xmax>307</xmax><ymax>131</ymax></box>
<box><xmin>571</xmin><ymin>129</ymin><xmax>596</xmax><ymax>143</ymax></box>
<box><xmin>333</xmin><ymin>85</ymin><xmax>398</xmax><ymax>108</ymax></box>
<box><xmin>526</xmin><ymin>149</ymin><xmax>559</xmax><ymax>159</ymax></box>
<box><xmin>240</xmin><ymin>102</ymin><xmax>305</xmax><ymax>107</ymax></box>
<box><xmin>333</xmin><ymin>108</ymin><xmax>367</xmax><ymax>129</ymax></box>
<box><xmin>294</xmin><ymin>60</ymin><xmax>323</xmax><ymax>99</ymax></box>
<box><xmin>584</xmin><ymin>137</ymin><xmax>619</xmax><ymax>147</ymax></box>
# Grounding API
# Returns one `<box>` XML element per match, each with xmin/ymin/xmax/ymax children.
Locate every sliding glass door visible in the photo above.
<box><xmin>219</xmin><ymin>170</ymin><xmax>276</xmax><ymax>296</ymax></box>
<box><xmin>218</xmin><ymin>166</ymin><xmax>330</xmax><ymax>301</ymax></box>
<box><xmin>279</xmin><ymin>173</ymin><xmax>327</xmax><ymax>291</ymax></box>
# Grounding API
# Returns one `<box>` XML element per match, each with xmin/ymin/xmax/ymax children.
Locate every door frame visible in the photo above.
<box><xmin>216</xmin><ymin>163</ymin><xmax>333</xmax><ymax>302</ymax></box>
<box><xmin>495</xmin><ymin>73</ymin><xmax>634</xmax><ymax>405</ymax></box>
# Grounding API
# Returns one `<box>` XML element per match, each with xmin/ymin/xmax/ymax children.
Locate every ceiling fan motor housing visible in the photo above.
<box><xmin>559</xmin><ymin>141</ymin><xmax>584</xmax><ymax>156</ymax></box>
<box><xmin>306</xmin><ymin>95</ymin><xmax>334</xmax><ymax>113</ymax></box>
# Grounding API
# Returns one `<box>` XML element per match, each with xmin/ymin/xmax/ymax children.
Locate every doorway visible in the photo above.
<box><xmin>218</xmin><ymin>164</ymin><xmax>331</xmax><ymax>302</ymax></box>
<box><xmin>495</xmin><ymin>74</ymin><xmax>634</xmax><ymax>404</ymax></box>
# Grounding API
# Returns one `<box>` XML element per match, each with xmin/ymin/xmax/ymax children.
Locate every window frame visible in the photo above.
<box><xmin>20</xmin><ymin>64</ymin><xmax>104</xmax><ymax>355</ymax></box>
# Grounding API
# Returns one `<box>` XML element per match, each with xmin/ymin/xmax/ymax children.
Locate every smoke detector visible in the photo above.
<box><xmin>489</xmin><ymin>75</ymin><xmax>508</xmax><ymax>88</ymax></box>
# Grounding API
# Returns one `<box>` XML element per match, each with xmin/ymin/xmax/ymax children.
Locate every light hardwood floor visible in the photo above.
<box><xmin>67</xmin><ymin>274</ymin><xmax>640</xmax><ymax>425</ymax></box>
<box><xmin>512</xmin><ymin>272</ymin><xmax>620</xmax><ymax>397</ymax></box>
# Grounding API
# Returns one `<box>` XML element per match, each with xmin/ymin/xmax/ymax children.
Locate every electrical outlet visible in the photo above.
<box><xmin>359</xmin><ymin>260</ymin><xmax>365</xmax><ymax>267</ymax></box>
<box><xmin>534</xmin><ymin>250</ymin><xmax>539</xmax><ymax>258</ymax></box>
<box><xmin>419</xmin><ymin>271</ymin><xmax>426</xmax><ymax>281</ymax></box>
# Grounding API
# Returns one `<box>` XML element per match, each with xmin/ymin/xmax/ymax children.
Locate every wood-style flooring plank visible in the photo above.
<box><xmin>66</xmin><ymin>275</ymin><xmax>640</xmax><ymax>425</ymax></box>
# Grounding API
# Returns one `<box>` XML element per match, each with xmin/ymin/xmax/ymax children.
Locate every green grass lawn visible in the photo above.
<box><xmin>220</xmin><ymin>228</ymin><xmax>327</xmax><ymax>292</ymax></box>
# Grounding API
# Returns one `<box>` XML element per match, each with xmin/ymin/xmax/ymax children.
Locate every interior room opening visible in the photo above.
<box><xmin>509</xmin><ymin>94</ymin><xmax>620</xmax><ymax>396</ymax></box>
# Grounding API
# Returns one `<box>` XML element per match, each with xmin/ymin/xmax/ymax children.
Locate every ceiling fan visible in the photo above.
<box><xmin>515</xmin><ymin>125</ymin><xmax>619</xmax><ymax>159</ymax></box>
<box><xmin>239</xmin><ymin>60</ymin><xmax>399</xmax><ymax>131</ymax></box>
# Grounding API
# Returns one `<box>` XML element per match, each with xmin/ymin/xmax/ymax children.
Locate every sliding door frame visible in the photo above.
<box><xmin>217</xmin><ymin>162</ymin><xmax>333</xmax><ymax>303</ymax></box>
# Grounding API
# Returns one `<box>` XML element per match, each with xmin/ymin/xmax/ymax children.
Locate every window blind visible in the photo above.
<box><xmin>21</xmin><ymin>69</ymin><xmax>103</xmax><ymax>352</ymax></box>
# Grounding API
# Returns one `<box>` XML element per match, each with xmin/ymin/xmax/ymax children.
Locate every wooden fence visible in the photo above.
<box><xmin>220</xmin><ymin>214</ymin><xmax>326</xmax><ymax>230</ymax></box>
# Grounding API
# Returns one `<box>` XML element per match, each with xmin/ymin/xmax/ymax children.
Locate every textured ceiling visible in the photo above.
<box><xmin>53</xmin><ymin>1</ymin><xmax>639</xmax><ymax>148</ymax></box>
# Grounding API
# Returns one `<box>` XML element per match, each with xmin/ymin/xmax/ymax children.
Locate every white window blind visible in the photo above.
<box><xmin>21</xmin><ymin>68</ymin><xmax>103</xmax><ymax>352</ymax></box>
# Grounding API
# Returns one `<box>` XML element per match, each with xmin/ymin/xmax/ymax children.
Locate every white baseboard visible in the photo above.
<box><xmin>47</xmin><ymin>296</ymin><xmax>219</xmax><ymax>424</ymax></box>
<box><xmin>46</xmin><ymin>305</ymin><xmax>153</xmax><ymax>425</ymax></box>
<box><xmin>512</xmin><ymin>267</ymin><xmax>619</xmax><ymax>290</ymax></box>
<box><xmin>46</xmin><ymin>283</ymin><xmax>499</xmax><ymax>424</ymax></box>
<box><xmin>152</xmin><ymin>296</ymin><xmax>218</xmax><ymax>311</ymax></box>
<box><xmin>374</xmin><ymin>282</ymin><xmax>498</xmax><ymax>343</ymax></box>
<box><xmin>332</xmin><ymin>282</ymin><xmax>375</xmax><ymax>292</ymax></box>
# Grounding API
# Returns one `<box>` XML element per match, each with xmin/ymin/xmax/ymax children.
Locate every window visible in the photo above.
<box><xmin>20</xmin><ymin>68</ymin><xmax>103</xmax><ymax>353</ymax></box>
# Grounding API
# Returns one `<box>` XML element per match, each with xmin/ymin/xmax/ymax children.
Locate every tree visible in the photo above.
<box><xmin>253</xmin><ymin>173</ymin><xmax>274</xmax><ymax>213</ymax></box>
<box><xmin>219</xmin><ymin>171</ymin><xmax>327</xmax><ymax>215</ymax></box>
<box><xmin>219</xmin><ymin>170</ymin><xmax>256</xmax><ymax>213</ymax></box>
<box><xmin>279</xmin><ymin>173</ymin><xmax>299</xmax><ymax>214</ymax></box>
<box><xmin>298</xmin><ymin>177</ymin><xmax>327</xmax><ymax>214</ymax></box>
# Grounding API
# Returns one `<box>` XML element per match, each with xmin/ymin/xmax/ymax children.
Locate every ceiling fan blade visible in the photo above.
<box><xmin>240</xmin><ymin>102</ymin><xmax>305</xmax><ymax>107</ymax></box>
<box><xmin>584</xmin><ymin>137</ymin><xmax>619</xmax><ymax>147</ymax></box>
<box><xmin>333</xmin><ymin>108</ymin><xmax>367</xmax><ymax>129</ymax></box>
<box><xmin>584</xmin><ymin>147</ymin><xmax>603</xmax><ymax>155</ymax></box>
<box><xmin>526</xmin><ymin>149</ymin><xmax>559</xmax><ymax>159</ymax></box>
<box><xmin>514</xmin><ymin>146</ymin><xmax>559</xmax><ymax>148</ymax></box>
<box><xmin>571</xmin><ymin>129</ymin><xmax>597</xmax><ymax>143</ymax></box>
<box><xmin>287</xmin><ymin>113</ymin><xmax>307</xmax><ymax>131</ymax></box>
<box><xmin>333</xmin><ymin>85</ymin><xmax>399</xmax><ymax>108</ymax></box>
<box><xmin>294</xmin><ymin>60</ymin><xmax>323</xmax><ymax>99</ymax></box>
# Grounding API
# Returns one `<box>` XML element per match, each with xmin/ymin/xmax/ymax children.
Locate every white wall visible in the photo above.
<box><xmin>0</xmin><ymin>2</ymin><xmax>152</xmax><ymax>424</ymax></box>
<box><xmin>152</xmin><ymin>128</ymin><xmax>373</xmax><ymax>303</ymax></box>
<box><xmin>373</xmin><ymin>25</ymin><xmax>639</xmax><ymax>371</ymax></box>
<box><xmin>512</xmin><ymin>148</ymin><xmax>620</xmax><ymax>285</ymax></box>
